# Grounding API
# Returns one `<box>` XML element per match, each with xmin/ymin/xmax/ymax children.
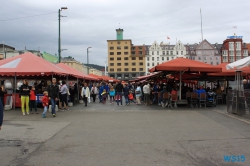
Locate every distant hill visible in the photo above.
<box><xmin>83</xmin><ymin>64</ymin><xmax>105</xmax><ymax>71</ymax></box>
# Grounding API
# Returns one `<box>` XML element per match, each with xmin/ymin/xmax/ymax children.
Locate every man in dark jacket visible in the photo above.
<box><xmin>115</xmin><ymin>81</ymin><xmax>124</xmax><ymax>106</ymax></box>
<box><xmin>0</xmin><ymin>98</ymin><xmax>3</xmax><ymax>130</ymax></box>
<box><xmin>48</xmin><ymin>78</ymin><xmax>59</xmax><ymax>117</ymax></box>
<box><xmin>123</xmin><ymin>84</ymin><xmax>130</xmax><ymax>105</ymax></box>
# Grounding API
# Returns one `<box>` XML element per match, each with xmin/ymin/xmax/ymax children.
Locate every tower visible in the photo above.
<box><xmin>116</xmin><ymin>28</ymin><xmax>123</xmax><ymax>40</ymax></box>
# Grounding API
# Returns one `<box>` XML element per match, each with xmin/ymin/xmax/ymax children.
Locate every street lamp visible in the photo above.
<box><xmin>87</xmin><ymin>47</ymin><xmax>92</xmax><ymax>74</ymax></box>
<box><xmin>58</xmin><ymin>7</ymin><xmax>68</xmax><ymax>63</ymax></box>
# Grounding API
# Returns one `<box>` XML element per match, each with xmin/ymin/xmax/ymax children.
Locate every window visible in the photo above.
<box><xmin>210</xmin><ymin>57</ymin><xmax>213</xmax><ymax>60</ymax></box>
<box><xmin>124</xmin><ymin>68</ymin><xmax>129</xmax><ymax>71</ymax></box>
<box><xmin>157</xmin><ymin>62</ymin><xmax>159</xmax><ymax>65</ymax></box>
<box><xmin>131</xmin><ymin>51</ymin><xmax>135</xmax><ymax>55</ymax></box>
<box><xmin>166</xmin><ymin>51</ymin><xmax>169</xmax><ymax>55</ymax></box>
<box><xmin>170</xmin><ymin>51</ymin><xmax>173</xmax><ymax>55</ymax></box>
<box><xmin>236</xmin><ymin>51</ymin><xmax>241</xmax><ymax>55</ymax></box>
<box><xmin>124</xmin><ymin>46</ymin><xmax>128</xmax><ymax>49</ymax></box>
<box><xmin>110</xmin><ymin>63</ymin><xmax>114</xmax><ymax>66</ymax></box>
<box><xmin>204</xmin><ymin>57</ymin><xmax>207</xmax><ymax>60</ymax></box>
<box><xmin>117</xmin><ymin>63</ymin><xmax>121</xmax><ymax>66</ymax></box>
<box><xmin>157</xmin><ymin>57</ymin><xmax>159</xmax><ymax>61</ymax></box>
<box><xmin>152</xmin><ymin>57</ymin><xmax>154</xmax><ymax>61</ymax></box>
<box><xmin>167</xmin><ymin>57</ymin><xmax>169</xmax><ymax>60</ymax></box>
<box><xmin>236</xmin><ymin>42</ymin><xmax>241</xmax><ymax>49</ymax></box>
<box><xmin>192</xmin><ymin>57</ymin><xmax>195</xmax><ymax>60</ymax></box>
<box><xmin>132</xmin><ymin>62</ymin><xmax>136</xmax><ymax>66</ymax></box>
<box><xmin>163</xmin><ymin>51</ymin><xmax>165</xmax><ymax>55</ymax></box>
<box><xmin>139</xmin><ymin>57</ymin><xmax>143</xmax><ymax>60</ymax></box>
<box><xmin>210</xmin><ymin>62</ymin><xmax>213</xmax><ymax>65</ymax></box>
<box><xmin>110</xmin><ymin>74</ymin><xmax>114</xmax><ymax>78</ymax></box>
<box><xmin>132</xmin><ymin>74</ymin><xmax>136</xmax><ymax>77</ymax></box>
<box><xmin>110</xmin><ymin>47</ymin><xmax>114</xmax><ymax>50</ymax></box>
<box><xmin>139</xmin><ymin>51</ymin><xmax>143</xmax><ymax>55</ymax></box>
<box><xmin>132</xmin><ymin>47</ymin><xmax>135</xmax><ymax>50</ymax></box>
<box><xmin>152</xmin><ymin>51</ymin><xmax>154</xmax><ymax>55</ymax></box>
<box><xmin>146</xmin><ymin>51</ymin><xmax>149</xmax><ymax>55</ymax></box>
<box><xmin>230</xmin><ymin>51</ymin><xmax>234</xmax><ymax>55</ymax></box>
<box><xmin>176</xmin><ymin>51</ymin><xmax>178</xmax><ymax>55</ymax></box>
<box><xmin>147</xmin><ymin>57</ymin><xmax>149</xmax><ymax>61</ymax></box>
<box><xmin>216</xmin><ymin>57</ymin><xmax>219</xmax><ymax>60</ymax></box>
<box><xmin>117</xmin><ymin>52</ymin><xmax>121</xmax><ymax>55</ymax></box>
<box><xmin>124</xmin><ymin>57</ymin><xmax>128</xmax><ymax>60</ymax></box>
<box><xmin>139</xmin><ymin>68</ymin><xmax>143</xmax><ymax>71</ymax></box>
<box><xmin>172</xmin><ymin>57</ymin><xmax>174</xmax><ymax>59</ymax></box>
<box><xmin>124</xmin><ymin>63</ymin><xmax>128</xmax><ymax>66</ymax></box>
<box><xmin>124</xmin><ymin>52</ymin><xmax>129</xmax><ymax>55</ymax></box>
<box><xmin>117</xmin><ymin>57</ymin><xmax>121</xmax><ymax>60</ymax></box>
<box><xmin>139</xmin><ymin>62</ymin><xmax>143</xmax><ymax>66</ymax></box>
<box><xmin>229</xmin><ymin>42</ymin><xmax>234</xmax><ymax>49</ymax></box>
<box><xmin>110</xmin><ymin>58</ymin><xmax>114</xmax><ymax>61</ymax></box>
<box><xmin>198</xmin><ymin>57</ymin><xmax>201</xmax><ymax>60</ymax></box>
<box><xmin>181</xmin><ymin>51</ymin><xmax>183</xmax><ymax>55</ymax></box>
<box><xmin>117</xmin><ymin>46</ymin><xmax>121</xmax><ymax>50</ymax></box>
<box><xmin>216</xmin><ymin>62</ymin><xmax>219</xmax><ymax>65</ymax></box>
<box><xmin>132</xmin><ymin>68</ymin><xmax>136</xmax><ymax>71</ymax></box>
<box><xmin>132</xmin><ymin>57</ymin><xmax>136</xmax><ymax>60</ymax></box>
<box><xmin>110</xmin><ymin>68</ymin><xmax>114</xmax><ymax>72</ymax></box>
<box><xmin>147</xmin><ymin>63</ymin><xmax>150</xmax><ymax>66</ymax></box>
<box><xmin>152</xmin><ymin>63</ymin><xmax>154</xmax><ymax>66</ymax></box>
<box><xmin>162</xmin><ymin>57</ymin><xmax>164</xmax><ymax>61</ymax></box>
<box><xmin>157</xmin><ymin>51</ymin><xmax>159</xmax><ymax>55</ymax></box>
<box><xmin>117</xmin><ymin>68</ymin><xmax>121</xmax><ymax>71</ymax></box>
<box><xmin>197</xmin><ymin>51</ymin><xmax>201</xmax><ymax>55</ymax></box>
<box><xmin>110</xmin><ymin>52</ymin><xmax>114</xmax><ymax>55</ymax></box>
<box><xmin>139</xmin><ymin>47</ymin><xmax>142</xmax><ymax>50</ymax></box>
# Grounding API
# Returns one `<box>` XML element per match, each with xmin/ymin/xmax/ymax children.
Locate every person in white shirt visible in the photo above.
<box><xmin>143</xmin><ymin>82</ymin><xmax>150</xmax><ymax>106</ymax></box>
<box><xmin>81</xmin><ymin>83</ymin><xmax>90</xmax><ymax>106</ymax></box>
<box><xmin>90</xmin><ymin>84</ymin><xmax>98</xmax><ymax>103</ymax></box>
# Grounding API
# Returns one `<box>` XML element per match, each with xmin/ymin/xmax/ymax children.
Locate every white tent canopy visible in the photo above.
<box><xmin>226</xmin><ymin>56</ymin><xmax>250</xmax><ymax>70</ymax></box>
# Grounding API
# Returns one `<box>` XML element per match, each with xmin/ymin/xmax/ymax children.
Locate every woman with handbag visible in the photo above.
<box><xmin>60</xmin><ymin>80</ymin><xmax>69</xmax><ymax>111</ymax></box>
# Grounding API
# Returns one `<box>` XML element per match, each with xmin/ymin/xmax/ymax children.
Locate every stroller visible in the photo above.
<box><xmin>206</xmin><ymin>90</ymin><xmax>216</xmax><ymax>107</ymax></box>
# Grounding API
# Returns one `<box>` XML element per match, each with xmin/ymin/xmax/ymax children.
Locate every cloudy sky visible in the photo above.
<box><xmin>1</xmin><ymin>0</ymin><xmax>249</xmax><ymax>66</ymax></box>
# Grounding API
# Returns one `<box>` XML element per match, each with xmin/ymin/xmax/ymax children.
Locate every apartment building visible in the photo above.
<box><xmin>221</xmin><ymin>34</ymin><xmax>248</xmax><ymax>63</ymax></box>
<box><xmin>107</xmin><ymin>29</ymin><xmax>146</xmax><ymax>80</ymax></box>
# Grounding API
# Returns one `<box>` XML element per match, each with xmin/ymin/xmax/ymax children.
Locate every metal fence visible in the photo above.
<box><xmin>227</xmin><ymin>89</ymin><xmax>250</xmax><ymax>116</ymax></box>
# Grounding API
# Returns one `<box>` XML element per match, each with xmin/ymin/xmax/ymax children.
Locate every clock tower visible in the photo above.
<box><xmin>116</xmin><ymin>28</ymin><xmax>123</xmax><ymax>40</ymax></box>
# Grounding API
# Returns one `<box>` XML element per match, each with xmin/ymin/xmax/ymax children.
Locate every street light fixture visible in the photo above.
<box><xmin>58</xmin><ymin>7</ymin><xmax>68</xmax><ymax>63</ymax></box>
<box><xmin>87</xmin><ymin>47</ymin><xmax>92</xmax><ymax>74</ymax></box>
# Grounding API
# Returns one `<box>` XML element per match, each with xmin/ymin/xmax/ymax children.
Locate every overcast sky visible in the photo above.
<box><xmin>1</xmin><ymin>0</ymin><xmax>249</xmax><ymax>66</ymax></box>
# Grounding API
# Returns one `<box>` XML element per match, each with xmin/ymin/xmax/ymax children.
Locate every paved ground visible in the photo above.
<box><xmin>1</xmin><ymin>101</ymin><xmax>250</xmax><ymax>166</ymax></box>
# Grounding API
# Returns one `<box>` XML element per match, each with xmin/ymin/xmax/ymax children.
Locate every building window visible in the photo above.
<box><xmin>124</xmin><ymin>52</ymin><xmax>129</xmax><ymax>55</ymax></box>
<box><xmin>198</xmin><ymin>57</ymin><xmax>201</xmax><ymax>60</ymax></box>
<box><xmin>132</xmin><ymin>62</ymin><xmax>136</xmax><ymax>66</ymax></box>
<box><xmin>236</xmin><ymin>51</ymin><xmax>241</xmax><ymax>55</ymax></box>
<box><xmin>124</xmin><ymin>57</ymin><xmax>128</xmax><ymax>60</ymax></box>
<box><xmin>139</xmin><ymin>68</ymin><xmax>143</xmax><ymax>71</ymax></box>
<box><xmin>216</xmin><ymin>62</ymin><xmax>219</xmax><ymax>65</ymax></box>
<box><xmin>167</xmin><ymin>57</ymin><xmax>169</xmax><ymax>60</ymax></box>
<box><xmin>132</xmin><ymin>74</ymin><xmax>136</xmax><ymax>77</ymax></box>
<box><xmin>146</xmin><ymin>51</ymin><xmax>149</xmax><ymax>55</ymax></box>
<box><xmin>139</xmin><ymin>47</ymin><xmax>142</xmax><ymax>50</ymax></box>
<box><xmin>152</xmin><ymin>51</ymin><xmax>154</xmax><ymax>55</ymax></box>
<box><xmin>110</xmin><ymin>63</ymin><xmax>114</xmax><ymax>66</ymax></box>
<box><xmin>166</xmin><ymin>51</ymin><xmax>169</xmax><ymax>55</ymax></box>
<box><xmin>110</xmin><ymin>52</ymin><xmax>114</xmax><ymax>55</ymax></box>
<box><xmin>139</xmin><ymin>51</ymin><xmax>143</xmax><ymax>55</ymax></box>
<box><xmin>110</xmin><ymin>68</ymin><xmax>114</xmax><ymax>72</ymax></box>
<box><xmin>139</xmin><ymin>62</ymin><xmax>143</xmax><ymax>66</ymax></box>
<box><xmin>152</xmin><ymin>57</ymin><xmax>154</xmax><ymax>61</ymax></box>
<box><xmin>210</xmin><ymin>62</ymin><xmax>213</xmax><ymax>65</ymax></box>
<box><xmin>157</xmin><ymin>51</ymin><xmax>159</xmax><ymax>55</ymax></box>
<box><xmin>131</xmin><ymin>51</ymin><xmax>135</xmax><ymax>55</ymax></box>
<box><xmin>117</xmin><ymin>57</ymin><xmax>121</xmax><ymax>60</ymax></box>
<box><xmin>132</xmin><ymin>68</ymin><xmax>136</xmax><ymax>71</ymax></box>
<box><xmin>132</xmin><ymin>57</ymin><xmax>136</xmax><ymax>60</ymax></box>
<box><xmin>124</xmin><ymin>46</ymin><xmax>128</xmax><ymax>49</ymax></box>
<box><xmin>181</xmin><ymin>51</ymin><xmax>183</xmax><ymax>55</ymax></box>
<box><xmin>117</xmin><ymin>52</ymin><xmax>121</xmax><ymax>55</ymax></box>
<box><xmin>124</xmin><ymin>68</ymin><xmax>129</xmax><ymax>71</ymax></box>
<box><xmin>110</xmin><ymin>47</ymin><xmax>114</xmax><ymax>50</ymax></box>
<box><xmin>147</xmin><ymin>63</ymin><xmax>150</xmax><ymax>66</ymax></box>
<box><xmin>216</xmin><ymin>57</ymin><xmax>219</xmax><ymax>60</ymax></box>
<box><xmin>162</xmin><ymin>57</ymin><xmax>164</xmax><ymax>61</ymax></box>
<box><xmin>157</xmin><ymin>57</ymin><xmax>159</xmax><ymax>61</ymax></box>
<box><xmin>117</xmin><ymin>68</ymin><xmax>121</xmax><ymax>71</ymax></box>
<box><xmin>110</xmin><ymin>58</ymin><xmax>114</xmax><ymax>61</ymax></box>
<box><xmin>132</xmin><ymin>47</ymin><xmax>135</xmax><ymax>50</ymax></box>
<box><xmin>172</xmin><ymin>57</ymin><xmax>174</xmax><ymax>59</ymax></box>
<box><xmin>147</xmin><ymin>57</ymin><xmax>149</xmax><ymax>61</ymax></box>
<box><xmin>152</xmin><ymin>63</ymin><xmax>154</xmax><ymax>66</ymax></box>
<box><xmin>117</xmin><ymin>46</ymin><xmax>121</xmax><ymax>50</ymax></box>
<box><xmin>117</xmin><ymin>63</ymin><xmax>121</xmax><ymax>66</ymax></box>
<box><xmin>163</xmin><ymin>51</ymin><xmax>165</xmax><ymax>55</ymax></box>
<box><xmin>170</xmin><ymin>51</ymin><xmax>173</xmax><ymax>55</ymax></box>
<box><xmin>124</xmin><ymin>63</ymin><xmax>128</xmax><ymax>66</ymax></box>
<box><xmin>204</xmin><ymin>57</ymin><xmax>207</xmax><ymax>60</ymax></box>
<box><xmin>176</xmin><ymin>51</ymin><xmax>178</xmax><ymax>55</ymax></box>
<box><xmin>139</xmin><ymin>57</ymin><xmax>143</xmax><ymax>60</ymax></box>
<box><xmin>210</xmin><ymin>57</ymin><xmax>213</xmax><ymax>60</ymax></box>
<box><xmin>230</xmin><ymin>51</ymin><xmax>234</xmax><ymax>55</ymax></box>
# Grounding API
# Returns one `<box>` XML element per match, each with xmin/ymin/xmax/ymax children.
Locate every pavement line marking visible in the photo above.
<box><xmin>213</xmin><ymin>110</ymin><xmax>250</xmax><ymax>125</ymax></box>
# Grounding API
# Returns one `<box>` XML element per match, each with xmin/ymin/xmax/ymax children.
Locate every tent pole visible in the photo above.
<box><xmin>180</xmin><ymin>71</ymin><xmax>182</xmax><ymax>100</ymax></box>
<box><xmin>77</xmin><ymin>77</ymin><xmax>79</xmax><ymax>103</ymax></box>
<box><xmin>14</xmin><ymin>73</ymin><xmax>16</xmax><ymax>110</ymax></box>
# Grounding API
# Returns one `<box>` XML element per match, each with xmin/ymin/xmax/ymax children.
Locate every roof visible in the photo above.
<box><xmin>0</xmin><ymin>44</ymin><xmax>15</xmax><ymax>50</ymax></box>
<box><xmin>0</xmin><ymin>52</ymin><xmax>67</xmax><ymax>76</ymax></box>
<box><xmin>149</xmin><ymin>57</ymin><xmax>222</xmax><ymax>73</ymax></box>
<box><xmin>42</xmin><ymin>51</ymin><xmax>58</xmax><ymax>63</ymax></box>
<box><xmin>246</xmin><ymin>44</ymin><xmax>250</xmax><ymax>54</ymax></box>
<box><xmin>88</xmin><ymin>74</ymin><xmax>119</xmax><ymax>82</ymax></box>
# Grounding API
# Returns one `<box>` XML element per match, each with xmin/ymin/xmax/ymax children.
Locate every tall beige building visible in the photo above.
<box><xmin>107</xmin><ymin>29</ymin><xmax>146</xmax><ymax>80</ymax></box>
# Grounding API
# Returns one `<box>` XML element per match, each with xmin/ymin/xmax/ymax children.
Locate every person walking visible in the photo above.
<box><xmin>98</xmin><ymin>83</ymin><xmax>104</xmax><ymax>103</ymax></box>
<box><xmin>20</xmin><ymin>79</ymin><xmax>30</xmax><ymax>115</ymax></box>
<box><xmin>115</xmin><ymin>81</ymin><xmax>124</xmax><ymax>106</ymax></box>
<box><xmin>91</xmin><ymin>84</ymin><xmax>98</xmax><ymax>103</ymax></box>
<box><xmin>0</xmin><ymin>98</ymin><xmax>3</xmax><ymax>130</ymax></box>
<box><xmin>48</xmin><ymin>78</ymin><xmax>59</xmax><ymax>117</ymax></box>
<box><xmin>109</xmin><ymin>86</ymin><xmax>116</xmax><ymax>104</ymax></box>
<box><xmin>60</xmin><ymin>81</ymin><xmax>69</xmax><ymax>111</ymax></box>
<box><xmin>42</xmin><ymin>91</ymin><xmax>49</xmax><ymax>118</ymax></box>
<box><xmin>123</xmin><ymin>84</ymin><xmax>130</xmax><ymax>105</ymax></box>
<box><xmin>81</xmin><ymin>83</ymin><xmax>90</xmax><ymax>106</ymax></box>
<box><xmin>135</xmin><ymin>84</ymin><xmax>142</xmax><ymax>105</ymax></box>
<box><xmin>29</xmin><ymin>86</ymin><xmax>38</xmax><ymax>114</ymax></box>
<box><xmin>143</xmin><ymin>82</ymin><xmax>150</xmax><ymax>106</ymax></box>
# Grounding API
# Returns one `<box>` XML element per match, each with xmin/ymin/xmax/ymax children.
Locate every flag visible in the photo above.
<box><xmin>167</xmin><ymin>36</ymin><xmax>170</xmax><ymax>39</ymax></box>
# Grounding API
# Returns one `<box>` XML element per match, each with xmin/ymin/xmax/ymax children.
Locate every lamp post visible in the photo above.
<box><xmin>58</xmin><ymin>7</ymin><xmax>67</xmax><ymax>63</ymax></box>
<box><xmin>87</xmin><ymin>47</ymin><xmax>92</xmax><ymax>74</ymax></box>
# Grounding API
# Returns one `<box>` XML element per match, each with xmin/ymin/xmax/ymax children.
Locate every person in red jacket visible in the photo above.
<box><xmin>30</xmin><ymin>86</ymin><xmax>38</xmax><ymax>114</ymax></box>
<box><xmin>42</xmin><ymin>91</ymin><xmax>49</xmax><ymax>118</ymax></box>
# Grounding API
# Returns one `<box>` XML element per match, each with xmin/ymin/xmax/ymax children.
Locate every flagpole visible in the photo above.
<box><xmin>200</xmin><ymin>8</ymin><xmax>203</xmax><ymax>42</ymax></box>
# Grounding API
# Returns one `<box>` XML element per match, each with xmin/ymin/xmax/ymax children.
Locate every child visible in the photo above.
<box><xmin>128</xmin><ymin>91</ymin><xmax>136</xmax><ymax>105</ymax></box>
<box><xmin>42</xmin><ymin>91</ymin><xmax>49</xmax><ymax>118</ymax></box>
<box><xmin>101</xmin><ymin>89</ymin><xmax>107</xmax><ymax>104</ymax></box>
<box><xmin>109</xmin><ymin>86</ymin><xmax>115</xmax><ymax>104</ymax></box>
<box><xmin>30</xmin><ymin>86</ymin><xmax>38</xmax><ymax>114</ymax></box>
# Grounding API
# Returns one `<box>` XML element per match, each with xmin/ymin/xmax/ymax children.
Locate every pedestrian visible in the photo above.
<box><xmin>135</xmin><ymin>84</ymin><xmax>142</xmax><ymax>105</ymax></box>
<box><xmin>128</xmin><ymin>91</ymin><xmax>136</xmax><ymax>104</ymax></box>
<box><xmin>123</xmin><ymin>84</ymin><xmax>130</xmax><ymax>105</ymax></box>
<box><xmin>60</xmin><ymin>80</ymin><xmax>69</xmax><ymax>111</ymax></box>
<box><xmin>101</xmin><ymin>89</ymin><xmax>107</xmax><ymax>104</ymax></box>
<box><xmin>29</xmin><ymin>86</ymin><xmax>38</xmax><ymax>114</ymax></box>
<box><xmin>109</xmin><ymin>86</ymin><xmax>115</xmax><ymax>104</ymax></box>
<box><xmin>48</xmin><ymin>78</ymin><xmax>59</xmax><ymax>117</ymax></box>
<box><xmin>91</xmin><ymin>84</ymin><xmax>98</xmax><ymax>103</ymax></box>
<box><xmin>0</xmin><ymin>87</ymin><xmax>4</xmax><ymax>106</ymax></box>
<box><xmin>19</xmin><ymin>79</ymin><xmax>30</xmax><ymax>115</ymax></box>
<box><xmin>42</xmin><ymin>91</ymin><xmax>49</xmax><ymax>118</ymax></box>
<box><xmin>81</xmin><ymin>83</ymin><xmax>90</xmax><ymax>106</ymax></box>
<box><xmin>115</xmin><ymin>81</ymin><xmax>124</xmax><ymax>106</ymax></box>
<box><xmin>143</xmin><ymin>82</ymin><xmax>150</xmax><ymax>106</ymax></box>
<box><xmin>0</xmin><ymin>98</ymin><xmax>3</xmax><ymax>130</ymax></box>
<box><xmin>99</xmin><ymin>83</ymin><xmax>104</xmax><ymax>103</ymax></box>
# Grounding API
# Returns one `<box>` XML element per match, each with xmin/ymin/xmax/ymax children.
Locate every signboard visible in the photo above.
<box><xmin>227</xmin><ymin>36</ymin><xmax>243</xmax><ymax>39</ymax></box>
